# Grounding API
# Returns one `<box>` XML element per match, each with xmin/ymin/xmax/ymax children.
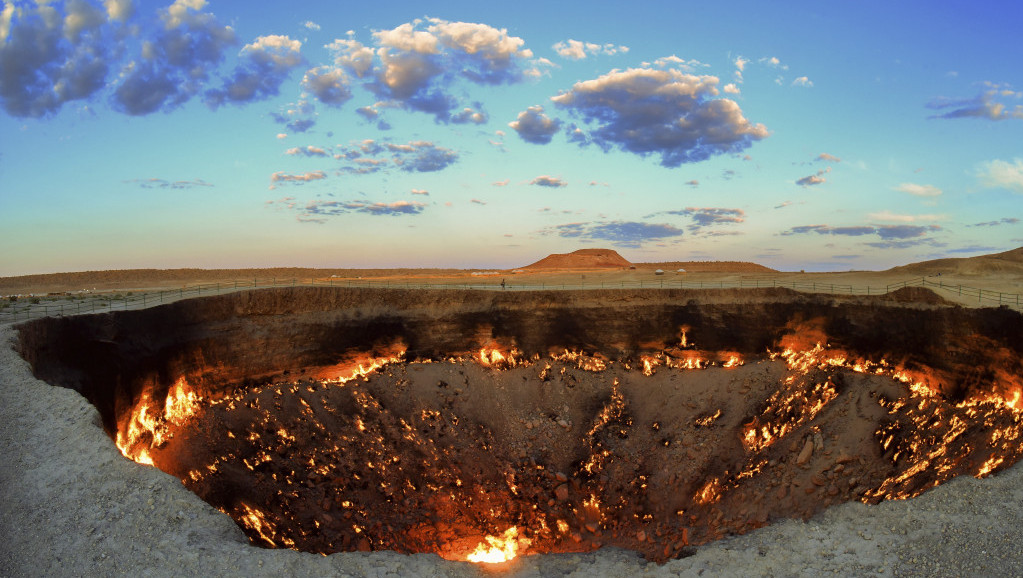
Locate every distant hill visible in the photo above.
<box><xmin>639</xmin><ymin>261</ymin><xmax>778</xmax><ymax>273</ymax></box>
<box><xmin>522</xmin><ymin>249</ymin><xmax>632</xmax><ymax>270</ymax></box>
<box><xmin>887</xmin><ymin>246</ymin><xmax>1023</xmax><ymax>276</ymax></box>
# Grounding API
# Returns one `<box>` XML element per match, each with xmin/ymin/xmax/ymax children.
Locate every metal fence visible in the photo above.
<box><xmin>2</xmin><ymin>275</ymin><xmax>1020</xmax><ymax>323</ymax></box>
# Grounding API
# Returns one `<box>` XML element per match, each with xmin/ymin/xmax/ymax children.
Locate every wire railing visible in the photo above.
<box><xmin>1</xmin><ymin>275</ymin><xmax>1020</xmax><ymax>323</ymax></box>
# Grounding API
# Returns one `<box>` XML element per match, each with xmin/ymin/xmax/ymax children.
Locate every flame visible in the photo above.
<box><xmin>116</xmin><ymin>377</ymin><xmax>203</xmax><ymax>465</ymax></box>
<box><xmin>466</xmin><ymin>526</ymin><xmax>530</xmax><ymax>563</ymax></box>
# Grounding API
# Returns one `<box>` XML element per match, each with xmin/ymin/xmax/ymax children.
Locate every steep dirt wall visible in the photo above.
<box><xmin>15</xmin><ymin>287</ymin><xmax>1023</xmax><ymax>436</ymax></box>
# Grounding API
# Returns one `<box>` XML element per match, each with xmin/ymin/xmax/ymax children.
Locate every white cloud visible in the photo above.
<box><xmin>976</xmin><ymin>158</ymin><xmax>1023</xmax><ymax>193</ymax></box>
<box><xmin>867</xmin><ymin>210</ymin><xmax>946</xmax><ymax>222</ymax></box>
<box><xmin>894</xmin><ymin>183</ymin><xmax>943</xmax><ymax>197</ymax></box>
<box><xmin>552</xmin><ymin>38</ymin><xmax>628</xmax><ymax>60</ymax></box>
<box><xmin>303</xmin><ymin>20</ymin><xmax>320</xmax><ymax>31</ymax></box>
<box><xmin>791</xmin><ymin>76</ymin><xmax>813</xmax><ymax>87</ymax></box>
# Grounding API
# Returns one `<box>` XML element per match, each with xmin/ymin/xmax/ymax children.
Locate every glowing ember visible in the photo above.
<box><xmin>466</xmin><ymin>527</ymin><xmax>529</xmax><ymax>563</ymax></box>
<box><xmin>101</xmin><ymin>324</ymin><xmax>1023</xmax><ymax>563</ymax></box>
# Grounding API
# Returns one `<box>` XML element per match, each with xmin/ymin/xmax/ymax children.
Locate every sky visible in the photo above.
<box><xmin>1</xmin><ymin>0</ymin><xmax>1022</xmax><ymax>275</ymax></box>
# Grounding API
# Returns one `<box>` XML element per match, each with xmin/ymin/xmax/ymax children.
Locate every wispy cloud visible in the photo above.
<box><xmin>927</xmin><ymin>82</ymin><xmax>1023</xmax><ymax>121</ymax></box>
<box><xmin>867</xmin><ymin>210</ymin><xmax>946</xmax><ymax>223</ymax></box>
<box><xmin>976</xmin><ymin>158</ymin><xmax>1023</xmax><ymax>193</ymax></box>
<box><xmin>969</xmin><ymin>217</ymin><xmax>1019</xmax><ymax>227</ymax></box>
<box><xmin>552</xmin><ymin>39</ymin><xmax>628</xmax><ymax>60</ymax></box>
<box><xmin>894</xmin><ymin>182</ymin><xmax>942</xmax><ymax>197</ymax></box>
<box><xmin>333</xmin><ymin>139</ymin><xmax>459</xmax><ymax>174</ymax></box>
<box><xmin>542</xmin><ymin>220</ymin><xmax>684</xmax><ymax>248</ymax></box>
<box><xmin>782</xmin><ymin>223</ymin><xmax>942</xmax><ymax>240</ymax></box>
<box><xmin>269</xmin><ymin>170</ymin><xmax>327</xmax><ymax>189</ymax></box>
<box><xmin>125</xmin><ymin>178</ymin><xmax>214</xmax><ymax>190</ymax></box>
<box><xmin>298</xmin><ymin>199</ymin><xmax>427</xmax><ymax>219</ymax></box>
<box><xmin>796</xmin><ymin>167</ymin><xmax>830</xmax><ymax>187</ymax></box>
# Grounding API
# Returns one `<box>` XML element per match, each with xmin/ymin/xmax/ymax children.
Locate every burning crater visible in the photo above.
<box><xmin>16</xmin><ymin>287</ymin><xmax>1023</xmax><ymax>564</ymax></box>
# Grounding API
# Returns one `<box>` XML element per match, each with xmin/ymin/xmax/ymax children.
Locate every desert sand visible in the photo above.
<box><xmin>2</xmin><ymin>248</ymin><xmax>1023</xmax><ymax>577</ymax></box>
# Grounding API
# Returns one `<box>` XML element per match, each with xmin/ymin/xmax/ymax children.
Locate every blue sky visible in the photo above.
<box><xmin>1</xmin><ymin>0</ymin><xmax>1021</xmax><ymax>275</ymax></box>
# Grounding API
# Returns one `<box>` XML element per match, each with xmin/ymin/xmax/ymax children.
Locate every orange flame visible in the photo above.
<box><xmin>466</xmin><ymin>526</ymin><xmax>530</xmax><ymax>563</ymax></box>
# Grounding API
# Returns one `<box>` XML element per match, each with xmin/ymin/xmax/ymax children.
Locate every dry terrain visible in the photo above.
<box><xmin>2</xmin><ymin>247</ymin><xmax>1023</xmax><ymax>577</ymax></box>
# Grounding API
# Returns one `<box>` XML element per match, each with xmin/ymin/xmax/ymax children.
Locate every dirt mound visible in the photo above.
<box><xmin>888</xmin><ymin>246</ymin><xmax>1023</xmax><ymax>277</ymax></box>
<box><xmin>522</xmin><ymin>249</ymin><xmax>632</xmax><ymax>270</ymax></box>
<box><xmin>640</xmin><ymin>261</ymin><xmax>778</xmax><ymax>273</ymax></box>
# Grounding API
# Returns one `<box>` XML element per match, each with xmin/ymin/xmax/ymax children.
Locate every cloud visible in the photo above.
<box><xmin>362</xmin><ymin>18</ymin><xmax>535</xmax><ymax>122</ymax></box>
<box><xmin>492</xmin><ymin>179</ymin><xmax>510</xmax><ymax>186</ymax></box>
<box><xmin>270</xmin><ymin>98</ymin><xmax>317</xmax><ymax>132</ymax></box>
<box><xmin>334</xmin><ymin>139</ymin><xmax>458</xmax><ymax>174</ymax></box>
<box><xmin>113</xmin><ymin>0</ymin><xmax>238</xmax><ymax>115</ymax></box>
<box><xmin>867</xmin><ymin>210</ymin><xmax>946</xmax><ymax>222</ymax></box>
<box><xmin>125</xmin><ymin>178</ymin><xmax>213</xmax><ymax>190</ymax></box>
<box><xmin>543</xmin><ymin>220</ymin><xmax>684</xmax><ymax>248</ymax></box>
<box><xmin>817</xmin><ymin>153</ymin><xmax>841</xmax><ymax>163</ymax></box>
<box><xmin>300</xmin><ymin>199</ymin><xmax>426</xmax><ymax>218</ymax></box>
<box><xmin>302</xmin><ymin>21</ymin><xmax>320</xmax><ymax>31</ymax></box>
<box><xmin>927</xmin><ymin>83</ymin><xmax>1023</xmax><ymax>121</ymax></box>
<box><xmin>410</xmin><ymin>188</ymin><xmax>429</xmax><ymax>195</ymax></box>
<box><xmin>782</xmin><ymin>223</ymin><xmax>941</xmax><ymax>240</ymax></box>
<box><xmin>686</xmin><ymin>180</ymin><xmax>699</xmax><ymax>187</ymax></box>
<box><xmin>285</xmin><ymin>145</ymin><xmax>328</xmax><ymax>157</ymax></box>
<box><xmin>508</xmin><ymin>105</ymin><xmax>561</xmax><ymax>144</ymax></box>
<box><xmin>863</xmin><ymin>239</ymin><xmax>945</xmax><ymax>250</ymax></box>
<box><xmin>530</xmin><ymin>175</ymin><xmax>567</xmax><ymax>188</ymax></box>
<box><xmin>759</xmin><ymin>56</ymin><xmax>788</xmax><ymax>70</ymax></box>
<box><xmin>648</xmin><ymin>207</ymin><xmax>745</xmax><ymax>232</ymax></box>
<box><xmin>269</xmin><ymin>170</ymin><xmax>326</xmax><ymax>188</ymax></box>
<box><xmin>470</xmin><ymin>198</ymin><xmax>486</xmax><ymax>205</ymax></box>
<box><xmin>894</xmin><ymin>182</ymin><xmax>942</xmax><ymax>197</ymax></box>
<box><xmin>0</xmin><ymin>1</ymin><xmax>118</xmax><ymax>117</ymax></box>
<box><xmin>791</xmin><ymin>76</ymin><xmax>813</xmax><ymax>87</ymax></box>
<box><xmin>450</xmin><ymin>104</ymin><xmax>488</xmax><ymax>124</ymax></box>
<box><xmin>775</xmin><ymin>201</ymin><xmax>793</xmax><ymax>209</ymax></box>
<box><xmin>205</xmin><ymin>35</ymin><xmax>304</xmax><ymax>108</ymax></box>
<box><xmin>302</xmin><ymin>66</ymin><xmax>352</xmax><ymax>107</ymax></box>
<box><xmin>551</xmin><ymin>67</ymin><xmax>768</xmax><ymax>167</ymax></box>
<box><xmin>876</xmin><ymin>224</ymin><xmax>940</xmax><ymax>239</ymax></box>
<box><xmin>723</xmin><ymin>83</ymin><xmax>740</xmax><ymax>94</ymax></box>
<box><xmin>552</xmin><ymin>39</ymin><xmax>628</xmax><ymax>60</ymax></box>
<box><xmin>976</xmin><ymin>158</ymin><xmax>1023</xmax><ymax>193</ymax></box>
<box><xmin>946</xmin><ymin>245</ymin><xmax>1001</xmax><ymax>254</ymax></box>
<box><xmin>393</xmin><ymin>141</ymin><xmax>458</xmax><ymax>172</ymax></box>
<box><xmin>796</xmin><ymin>167</ymin><xmax>830</xmax><ymax>186</ymax></box>
<box><xmin>969</xmin><ymin>217</ymin><xmax>1019</xmax><ymax>227</ymax></box>
<box><xmin>733</xmin><ymin>56</ymin><xmax>747</xmax><ymax>83</ymax></box>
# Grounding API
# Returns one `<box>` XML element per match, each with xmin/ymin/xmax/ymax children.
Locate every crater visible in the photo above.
<box><xmin>15</xmin><ymin>287</ymin><xmax>1023</xmax><ymax>564</ymax></box>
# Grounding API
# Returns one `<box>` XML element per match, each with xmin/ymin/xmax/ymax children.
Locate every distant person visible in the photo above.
<box><xmin>501</xmin><ymin>279</ymin><xmax>506</xmax><ymax>289</ymax></box>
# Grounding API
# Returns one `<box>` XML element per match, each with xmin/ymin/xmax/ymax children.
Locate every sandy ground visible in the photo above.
<box><xmin>4</xmin><ymin>306</ymin><xmax>1023</xmax><ymax>576</ymax></box>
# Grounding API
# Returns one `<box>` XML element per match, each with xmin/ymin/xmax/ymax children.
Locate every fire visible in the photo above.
<box><xmin>115</xmin><ymin>377</ymin><xmax>203</xmax><ymax>465</ymax></box>
<box><xmin>466</xmin><ymin>526</ymin><xmax>530</xmax><ymax>564</ymax></box>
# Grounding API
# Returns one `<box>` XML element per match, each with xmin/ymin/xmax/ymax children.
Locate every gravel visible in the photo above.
<box><xmin>3</xmin><ymin>322</ymin><xmax>1023</xmax><ymax>577</ymax></box>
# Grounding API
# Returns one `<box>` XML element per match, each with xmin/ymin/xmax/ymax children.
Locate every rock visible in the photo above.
<box><xmin>555</xmin><ymin>483</ymin><xmax>570</xmax><ymax>501</ymax></box>
<box><xmin>796</xmin><ymin>439</ymin><xmax>814</xmax><ymax>465</ymax></box>
<box><xmin>636</xmin><ymin>530</ymin><xmax>646</xmax><ymax>542</ymax></box>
